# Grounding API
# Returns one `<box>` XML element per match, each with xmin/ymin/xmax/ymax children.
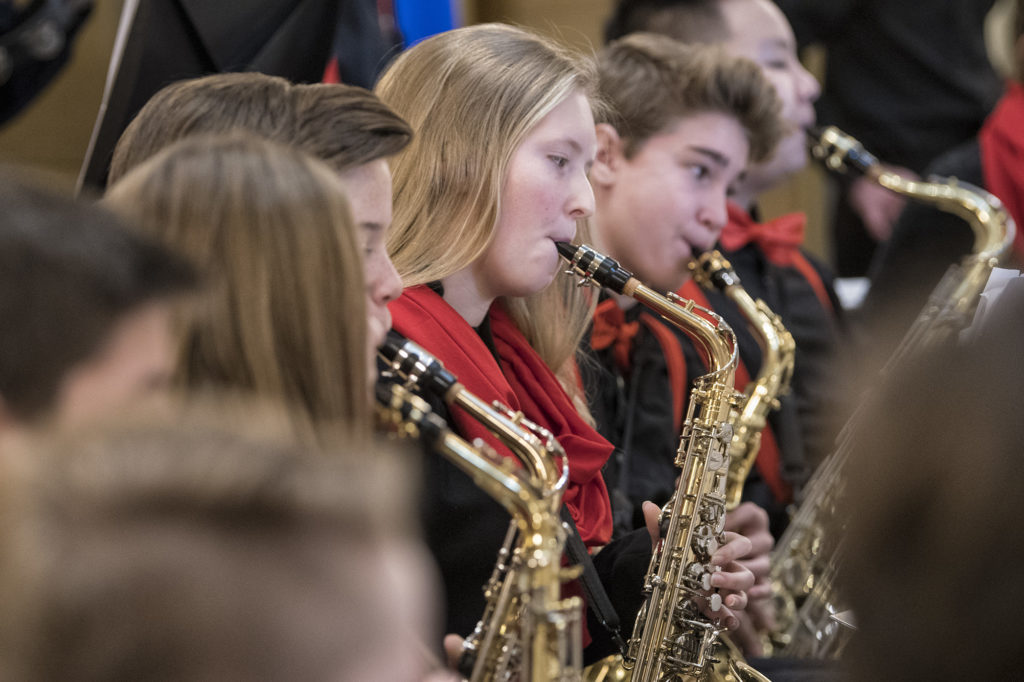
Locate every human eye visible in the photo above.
<box><xmin>548</xmin><ymin>154</ymin><xmax>570</xmax><ymax>170</ymax></box>
<box><xmin>688</xmin><ymin>164</ymin><xmax>711</xmax><ymax>181</ymax></box>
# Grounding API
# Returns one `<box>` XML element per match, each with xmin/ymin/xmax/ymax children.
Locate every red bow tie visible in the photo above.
<box><xmin>720</xmin><ymin>204</ymin><xmax>806</xmax><ymax>267</ymax></box>
<box><xmin>591</xmin><ymin>298</ymin><xmax>639</xmax><ymax>373</ymax></box>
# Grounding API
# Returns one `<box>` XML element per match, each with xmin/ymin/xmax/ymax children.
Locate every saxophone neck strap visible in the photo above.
<box><xmin>560</xmin><ymin>506</ymin><xmax>628</xmax><ymax>657</ymax></box>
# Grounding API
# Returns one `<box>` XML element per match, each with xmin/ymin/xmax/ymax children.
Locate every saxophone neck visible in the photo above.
<box><xmin>809</xmin><ymin>125</ymin><xmax>1016</xmax><ymax>266</ymax></box>
<box><xmin>692</xmin><ymin>250</ymin><xmax>795</xmax><ymax>389</ymax></box>
<box><xmin>379</xmin><ymin>331</ymin><xmax>568</xmax><ymax>501</ymax></box>
<box><xmin>375</xmin><ymin>382</ymin><xmax>545</xmax><ymax>523</ymax></box>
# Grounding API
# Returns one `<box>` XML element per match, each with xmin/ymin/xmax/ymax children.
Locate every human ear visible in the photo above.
<box><xmin>591</xmin><ymin>123</ymin><xmax>625</xmax><ymax>187</ymax></box>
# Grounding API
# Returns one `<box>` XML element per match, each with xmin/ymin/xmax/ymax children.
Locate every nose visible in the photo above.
<box><xmin>369</xmin><ymin>253</ymin><xmax>403</xmax><ymax>308</ymax></box>
<box><xmin>567</xmin><ymin>169</ymin><xmax>595</xmax><ymax>220</ymax></box>
<box><xmin>699</xmin><ymin>194</ymin><xmax>729</xmax><ymax>237</ymax></box>
<box><xmin>797</xmin><ymin>63</ymin><xmax>821</xmax><ymax>104</ymax></box>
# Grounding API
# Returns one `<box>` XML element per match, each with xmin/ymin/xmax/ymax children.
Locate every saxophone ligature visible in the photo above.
<box><xmin>379</xmin><ymin>333</ymin><xmax>582</xmax><ymax>682</ymax></box>
<box><xmin>689</xmin><ymin>250</ymin><xmax>796</xmax><ymax>511</ymax></box>
<box><xmin>765</xmin><ymin>126</ymin><xmax>1017</xmax><ymax>659</ymax></box>
<box><xmin>559</xmin><ymin>242</ymin><xmax>768</xmax><ymax>682</ymax></box>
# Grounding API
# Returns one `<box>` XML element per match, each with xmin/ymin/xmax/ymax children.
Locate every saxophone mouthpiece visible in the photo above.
<box><xmin>807</xmin><ymin>125</ymin><xmax>879</xmax><ymax>176</ymax></box>
<box><xmin>805</xmin><ymin>125</ymin><xmax>826</xmax><ymax>147</ymax></box>
<box><xmin>379</xmin><ymin>330</ymin><xmax>458</xmax><ymax>396</ymax></box>
<box><xmin>555</xmin><ymin>241</ymin><xmax>577</xmax><ymax>261</ymax></box>
<box><xmin>556</xmin><ymin>242</ymin><xmax>634</xmax><ymax>294</ymax></box>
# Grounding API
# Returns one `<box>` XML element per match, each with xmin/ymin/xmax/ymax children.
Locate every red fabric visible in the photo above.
<box><xmin>591</xmin><ymin>298</ymin><xmax>640</xmax><ymax>373</ymax></box>
<box><xmin>979</xmin><ymin>82</ymin><xmax>1024</xmax><ymax>262</ymax></box>
<box><xmin>721</xmin><ymin>202</ymin><xmax>834</xmax><ymax>316</ymax></box>
<box><xmin>638</xmin><ymin>312</ymin><xmax>688</xmax><ymax>434</ymax></box>
<box><xmin>489</xmin><ymin>303</ymin><xmax>614</xmax><ymax>547</ymax></box>
<box><xmin>590</xmin><ymin>300</ymin><xmax>688</xmax><ymax>433</ymax></box>
<box><xmin>389</xmin><ymin>286</ymin><xmax>613</xmax><ymax>548</ymax></box>
<box><xmin>322</xmin><ymin>57</ymin><xmax>341</xmax><ymax>83</ymax></box>
<box><xmin>677</xmin><ymin>281</ymin><xmax>790</xmax><ymax>503</ymax></box>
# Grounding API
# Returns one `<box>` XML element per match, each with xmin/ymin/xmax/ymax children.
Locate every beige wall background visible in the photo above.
<box><xmin>3</xmin><ymin>0</ymin><xmax>1016</xmax><ymax>260</ymax></box>
<box><xmin>0</xmin><ymin>0</ymin><xmax>123</xmax><ymax>192</ymax></box>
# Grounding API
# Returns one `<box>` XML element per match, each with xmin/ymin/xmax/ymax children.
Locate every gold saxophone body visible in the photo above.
<box><xmin>766</xmin><ymin>126</ymin><xmax>1017</xmax><ymax>659</ymax></box>
<box><xmin>689</xmin><ymin>250</ymin><xmax>796</xmax><ymax>511</ymax></box>
<box><xmin>559</xmin><ymin>243</ymin><xmax>767</xmax><ymax>682</ymax></box>
<box><xmin>379</xmin><ymin>333</ymin><xmax>583</xmax><ymax>682</ymax></box>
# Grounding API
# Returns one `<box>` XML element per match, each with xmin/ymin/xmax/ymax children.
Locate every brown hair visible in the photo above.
<box><xmin>108</xmin><ymin>73</ymin><xmax>294</xmax><ymax>185</ymax></box>
<box><xmin>598</xmin><ymin>33</ymin><xmax>783</xmax><ymax>163</ymax></box>
<box><xmin>603</xmin><ymin>0</ymin><xmax>728</xmax><ymax>45</ymax></box>
<box><xmin>109</xmin><ymin>73</ymin><xmax>412</xmax><ymax>184</ymax></box>
<box><xmin>290</xmin><ymin>82</ymin><xmax>412</xmax><ymax>173</ymax></box>
<box><xmin>841</xmin><ymin>291</ymin><xmax>1024</xmax><ymax>681</ymax></box>
<box><xmin>0</xmin><ymin>403</ymin><xmax>428</xmax><ymax>682</ymax></box>
<box><xmin>104</xmin><ymin>135</ymin><xmax>370</xmax><ymax>432</ymax></box>
<box><xmin>0</xmin><ymin>170</ymin><xmax>196</xmax><ymax>421</ymax></box>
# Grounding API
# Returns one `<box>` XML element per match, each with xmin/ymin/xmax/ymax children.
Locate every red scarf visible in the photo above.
<box><xmin>720</xmin><ymin>202</ymin><xmax>834</xmax><ymax>316</ymax></box>
<box><xmin>979</xmin><ymin>82</ymin><xmax>1024</xmax><ymax>262</ymax></box>
<box><xmin>389</xmin><ymin>286</ymin><xmax>613</xmax><ymax>548</ymax></box>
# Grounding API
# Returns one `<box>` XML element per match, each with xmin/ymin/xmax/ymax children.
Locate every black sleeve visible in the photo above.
<box><xmin>583</xmin><ymin>527</ymin><xmax>652</xmax><ymax>664</ymax></box>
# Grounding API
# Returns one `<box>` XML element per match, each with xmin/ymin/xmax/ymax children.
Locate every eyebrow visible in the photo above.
<box><xmin>360</xmin><ymin>222</ymin><xmax>383</xmax><ymax>233</ymax></box>
<box><xmin>688</xmin><ymin>145</ymin><xmax>731</xmax><ymax>168</ymax></box>
<box><xmin>764</xmin><ymin>37</ymin><xmax>794</xmax><ymax>52</ymax></box>
<box><xmin>556</xmin><ymin>137</ymin><xmax>583</xmax><ymax>153</ymax></box>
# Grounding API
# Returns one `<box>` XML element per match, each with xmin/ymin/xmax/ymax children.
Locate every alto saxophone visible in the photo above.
<box><xmin>379</xmin><ymin>333</ymin><xmax>582</xmax><ymax>682</ymax></box>
<box><xmin>688</xmin><ymin>250</ymin><xmax>796</xmax><ymax>510</ymax></box>
<box><xmin>766</xmin><ymin>126</ymin><xmax>1017</xmax><ymax>658</ymax></box>
<box><xmin>559</xmin><ymin>243</ymin><xmax>767</xmax><ymax>682</ymax></box>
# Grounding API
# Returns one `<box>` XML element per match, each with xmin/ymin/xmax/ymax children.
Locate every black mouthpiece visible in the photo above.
<box><xmin>555</xmin><ymin>241</ymin><xmax>577</xmax><ymax>261</ymax></box>
<box><xmin>692</xmin><ymin>250</ymin><xmax>741</xmax><ymax>291</ymax></box>
<box><xmin>375</xmin><ymin>380</ymin><xmax>447</xmax><ymax>443</ymax></box>
<box><xmin>807</xmin><ymin>125</ymin><xmax>878</xmax><ymax>175</ymax></box>
<box><xmin>556</xmin><ymin>242</ymin><xmax>633</xmax><ymax>294</ymax></box>
<box><xmin>805</xmin><ymin>125</ymin><xmax>826</xmax><ymax>146</ymax></box>
<box><xmin>380</xmin><ymin>330</ymin><xmax>458</xmax><ymax>396</ymax></box>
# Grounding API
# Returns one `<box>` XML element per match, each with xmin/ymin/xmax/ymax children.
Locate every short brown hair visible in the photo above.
<box><xmin>597</xmin><ymin>33</ymin><xmax>783</xmax><ymax>162</ymax></box>
<box><xmin>109</xmin><ymin>73</ymin><xmax>412</xmax><ymax>184</ymax></box>
<box><xmin>0</xmin><ymin>170</ymin><xmax>196</xmax><ymax>421</ymax></box>
<box><xmin>604</xmin><ymin>0</ymin><xmax>728</xmax><ymax>45</ymax></box>
<box><xmin>291</xmin><ymin>83</ymin><xmax>412</xmax><ymax>173</ymax></box>
<box><xmin>0</xmin><ymin>403</ymin><xmax>423</xmax><ymax>682</ymax></box>
<box><xmin>108</xmin><ymin>73</ymin><xmax>294</xmax><ymax>185</ymax></box>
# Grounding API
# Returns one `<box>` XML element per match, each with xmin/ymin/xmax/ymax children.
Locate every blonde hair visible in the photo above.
<box><xmin>376</xmin><ymin>23</ymin><xmax>599</xmax><ymax>402</ymax></box>
<box><xmin>598</xmin><ymin>33</ymin><xmax>783</xmax><ymax>162</ymax></box>
<box><xmin>104</xmin><ymin>135</ymin><xmax>369</xmax><ymax>432</ymax></box>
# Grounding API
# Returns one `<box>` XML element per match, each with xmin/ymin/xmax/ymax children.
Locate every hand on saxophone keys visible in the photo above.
<box><xmin>725</xmin><ymin>502</ymin><xmax>778</xmax><ymax>657</ymax></box>
<box><xmin>641</xmin><ymin>500</ymin><xmax>755</xmax><ymax>632</ymax></box>
<box><xmin>706</xmin><ymin>530</ymin><xmax>755</xmax><ymax>631</ymax></box>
